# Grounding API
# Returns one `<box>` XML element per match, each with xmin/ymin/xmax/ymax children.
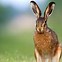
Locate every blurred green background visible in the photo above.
<box><xmin>0</xmin><ymin>0</ymin><xmax>62</xmax><ymax>62</ymax></box>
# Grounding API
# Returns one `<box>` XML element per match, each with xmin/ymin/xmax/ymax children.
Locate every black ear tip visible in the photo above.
<box><xmin>30</xmin><ymin>1</ymin><xmax>36</xmax><ymax>5</ymax></box>
<box><xmin>30</xmin><ymin>1</ymin><xmax>34</xmax><ymax>3</ymax></box>
<box><xmin>49</xmin><ymin>2</ymin><xmax>56</xmax><ymax>6</ymax></box>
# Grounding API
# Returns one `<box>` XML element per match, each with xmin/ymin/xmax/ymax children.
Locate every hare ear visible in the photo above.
<box><xmin>44</xmin><ymin>2</ymin><xmax>55</xmax><ymax>19</ymax></box>
<box><xmin>30</xmin><ymin>1</ymin><xmax>41</xmax><ymax>18</ymax></box>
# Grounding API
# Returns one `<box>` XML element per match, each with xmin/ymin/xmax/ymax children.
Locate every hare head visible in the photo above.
<box><xmin>30</xmin><ymin>1</ymin><xmax>55</xmax><ymax>34</ymax></box>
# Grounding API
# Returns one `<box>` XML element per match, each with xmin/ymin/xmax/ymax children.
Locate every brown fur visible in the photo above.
<box><xmin>34</xmin><ymin>28</ymin><xmax>59</xmax><ymax>58</ymax></box>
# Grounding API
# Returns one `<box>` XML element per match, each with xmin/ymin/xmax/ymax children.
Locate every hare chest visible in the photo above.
<box><xmin>34</xmin><ymin>32</ymin><xmax>58</xmax><ymax>57</ymax></box>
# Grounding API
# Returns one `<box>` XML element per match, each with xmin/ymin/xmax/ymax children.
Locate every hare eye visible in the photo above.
<box><xmin>45</xmin><ymin>21</ymin><xmax>46</xmax><ymax>23</ymax></box>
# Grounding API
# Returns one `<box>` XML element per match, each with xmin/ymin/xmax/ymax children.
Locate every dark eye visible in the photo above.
<box><xmin>45</xmin><ymin>21</ymin><xmax>46</xmax><ymax>23</ymax></box>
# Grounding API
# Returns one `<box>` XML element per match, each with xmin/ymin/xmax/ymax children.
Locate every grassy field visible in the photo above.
<box><xmin>0</xmin><ymin>19</ymin><xmax>62</xmax><ymax>62</ymax></box>
<box><xmin>0</xmin><ymin>30</ymin><xmax>36</xmax><ymax>62</ymax></box>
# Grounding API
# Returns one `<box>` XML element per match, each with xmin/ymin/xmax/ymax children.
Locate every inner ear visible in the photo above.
<box><xmin>30</xmin><ymin>1</ymin><xmax>42</xmax><ymax>18</ymax></box>
<box><xmin>44</xmin><ymin>2</ymin><xmax>55</xmax><ymax>18</ymax></box>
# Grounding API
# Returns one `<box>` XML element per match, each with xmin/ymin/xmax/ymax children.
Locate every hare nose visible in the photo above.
<box><xmin>39</xmin><ymin>27</ymin><xmax>43</xmax><ymax>32</ymax></box>
<box><xmin>39</xmin><ymin>28</ymin><xmax>41</xmax><ymax>32</ymax></box>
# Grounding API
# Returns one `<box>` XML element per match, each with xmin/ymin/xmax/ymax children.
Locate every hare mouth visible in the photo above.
<box><xmin>38</xmin><ymin>31</ymin><xmax>44</xmax><ymax>34</ymax></box>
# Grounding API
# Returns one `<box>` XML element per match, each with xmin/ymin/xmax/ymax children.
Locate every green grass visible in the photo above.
<box><xmin>0</xmin><ymin>55</ymin><xmax>35</xmax><ymax>62</ymax></box>
<box><xmin>0</xmin><ymin>31</ymin><xmax>35</xmax><ymax>62</ymax></box>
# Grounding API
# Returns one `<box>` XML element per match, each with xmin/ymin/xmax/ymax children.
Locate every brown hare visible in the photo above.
<box><xmin>30</xmin><ymin>1</ymin><xmax>62</xmax><ymax>62</ymax></box>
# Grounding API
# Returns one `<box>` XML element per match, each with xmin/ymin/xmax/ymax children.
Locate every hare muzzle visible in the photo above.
<box><xmin>37</xmin><ymin>27</ymin><xmax>44</xmax><ymax>34</ymax></box>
